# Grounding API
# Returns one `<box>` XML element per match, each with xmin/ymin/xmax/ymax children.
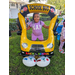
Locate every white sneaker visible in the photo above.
<box><xmin>59</xmin><ymin>50</ymin><xmax>65</xmax><ymax>54</ymax></box>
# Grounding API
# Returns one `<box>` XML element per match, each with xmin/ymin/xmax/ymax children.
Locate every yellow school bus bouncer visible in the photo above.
<box><xmin>18</xmin><ymin>3</ymin><xmax>58</xmax><ymax>58</ymax></box>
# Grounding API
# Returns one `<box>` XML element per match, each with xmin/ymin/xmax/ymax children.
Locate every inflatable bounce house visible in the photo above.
<box><xmin>17</xmin><ymin>3</ymin><xmax>59</xmax><ymax>67</ymax></box>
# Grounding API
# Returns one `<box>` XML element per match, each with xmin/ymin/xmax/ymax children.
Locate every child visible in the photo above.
<box><xmin>59</xmin><ymin>20</ymin><xmax>65</xmax><ymax>54</ymax></box>
<box><xmin>27</xmin><ymin>13</ymin><xmax>49</xmax><ymax>41</ymax></box>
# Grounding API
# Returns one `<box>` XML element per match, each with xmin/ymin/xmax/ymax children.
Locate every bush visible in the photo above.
<box><xmin>9</xmin><ymin>19</ymin><xmax>18</xmax><ymax>31</ymax></box>
<box><xmin>30</xmin><ymin>16</ymin><xmax>50</xmax><ymax>21</ymax></box>
<box><xmin>30</xmin><ymin>13</ymin><xmax>51</xmax><ymax>21</ymax></box>
<box><xmin>9</xmin><ymin>22</ymin><xmax>18</xmax><ymax>31</ymax></box>
<box><xmin>61</xmin><ymin>12</ymin><xmax>65</xmax><ymax>16</ymax></box>
<box><xmin>9</xmin><ymin>19</ymin><xmax>17</xmax><ymax>23</ymax></box>
<box><xmin>40</xmin><ymin>13</ymin><xmax>49</xmax><ymax>16</ymax></box>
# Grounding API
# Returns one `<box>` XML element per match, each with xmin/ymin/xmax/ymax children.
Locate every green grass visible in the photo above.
<box><xmin>58</xmin><ymin>18</ymin><xmax>63</xmax><ymax>23</ymax></box>
<box><xmin>9</xmin><ymin>20</ymin><xmax>65</xmax><ymax>75</ymax></box>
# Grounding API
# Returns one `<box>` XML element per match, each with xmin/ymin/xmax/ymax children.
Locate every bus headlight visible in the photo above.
<box><xmin>47</xmin><ymin>43</ymin><xmax>53</xmax><ymax>49</ymax></box>
<box><xmin>22</xmin><ymin>43</ymin><xmax>28</xmax><ymax>48</ymax></box>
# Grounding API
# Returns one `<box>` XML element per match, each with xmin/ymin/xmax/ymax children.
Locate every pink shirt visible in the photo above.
<box><xmin>61</xmin><ymin>27</ymin><xmax>65</xmax><ymax>39</ymax></box>
<box><xmin>29</xmin><ymin>21</ymin><xmax>44</xmax><ymax>36</ymax></box>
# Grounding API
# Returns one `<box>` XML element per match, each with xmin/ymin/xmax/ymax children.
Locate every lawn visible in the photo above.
<box><xmin>9</xmin><ymin>21</ymin><xmax>65</xmax><ymax>75</ymax></box>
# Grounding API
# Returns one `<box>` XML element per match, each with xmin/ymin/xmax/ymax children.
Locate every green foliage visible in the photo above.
<box><xmin>30</xmin><ymin>13</ymin><xmax>51</xmax><ymax>21</ymax></box>
<box><xmin>40</xmin><ymin>13</ymin><xmax>51</xmax><ymax>21</ymax></box>
<box><xmin>9</xmin><ymin>19</ymin><xmax>18</xmax><ymax>31</ymax></box>
<box><xmin>47</xmin><ymin>0</ymin><xmax>65</xmax><ymax>11</ymax></box>
<box><xmin>58</xmin><ymin>18</ymin><xmax>63</xmax><ymax>23</ymax></box>
<box><xmin>29</xmin><ymin>0</ymin><xmax>35</xmax><ymax>2</ymax></box>
<box><xmin>9</xmin><ymin>18</ymin><xmax>17</xmax><ymax>22</ymax></box>
<box><xmin>61</xmin><ymin>12</ymin><xmax>65</xmax><ymax>16</ymax></box>
<box><xmin>40</xmin><ymin>13</ymin><xmax>49</xmax><ymax>16</ymax></box>
<box><xmin>9</xmin><ymin>22</ymin><xmax>18</xmax><ymax>31</ymax></box>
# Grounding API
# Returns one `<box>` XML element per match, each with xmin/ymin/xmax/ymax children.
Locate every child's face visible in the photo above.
<box><xmin>34</xmin><ymin>14</ymin><xmax>40</xmax><ymax>23</ymax></box>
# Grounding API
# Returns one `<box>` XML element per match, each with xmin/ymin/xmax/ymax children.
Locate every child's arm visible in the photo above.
<box><xmin>26</xmin><ymin>26</ymin><xmax>31</xmax><ymax>30</ymax></box>
<box><xmin>43</xmin><ymin>24</ymin><xmax>49</xmax><ymax>29</ymax></box>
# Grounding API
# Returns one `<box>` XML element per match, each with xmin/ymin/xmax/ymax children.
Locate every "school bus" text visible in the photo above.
<box><xmin>29</xmin><ymin>5</ymin><xmax>49</xmax><ymax>11</ymax></box>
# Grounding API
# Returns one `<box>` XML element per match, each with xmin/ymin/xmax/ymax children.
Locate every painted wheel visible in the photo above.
<box><xmin>37</xmin><ymin>56</ymin><xmax>50</xmax><ymax>67</ymax></box>
<box><xmin>22</xmin><ymin>56</ymin><xmax>36</xmax><ymax>67</ymax></box>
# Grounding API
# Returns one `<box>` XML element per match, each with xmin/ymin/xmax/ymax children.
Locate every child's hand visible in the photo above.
<box><xmin>26</xmin><ymin>26</ymin><xmax>31</xmax><ymax>30</ymax></box>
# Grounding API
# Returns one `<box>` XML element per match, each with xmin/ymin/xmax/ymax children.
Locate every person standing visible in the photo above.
<box><xmin>59</xmin><ymin>20</ymin><xmax>65</xmax><ymax>54</ymax></box>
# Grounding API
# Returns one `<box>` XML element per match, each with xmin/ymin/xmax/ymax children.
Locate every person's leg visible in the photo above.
<box><xmin>59</xmin><ymin>37</ymin><xmax>65</xmax><ymax>54</ymax></box>
<box><xmin>32</xmin><ymin>33</ymin><xmax>37</xmax><ymax>41</ymax></box>
<box><xmin>59</xmin><ymin>41</ymin><xmax>65</xmax><ymax>51</ymax></box>
<box><xmin>37</xmin><ymin>34</ymin><xmax>44</xmax><ymax>41</ymax></box>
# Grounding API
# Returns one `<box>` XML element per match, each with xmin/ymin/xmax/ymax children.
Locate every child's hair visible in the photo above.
<box><xmin>63</xmin><ymin>19</ymin><xmax>65</xmax><ymax>26</ymax></box>
<box><xmin>33</xmin><ymin>13</ymin><xmax>39</xmax><ymax>20</ymax></box>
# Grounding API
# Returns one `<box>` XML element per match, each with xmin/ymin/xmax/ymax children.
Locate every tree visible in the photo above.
<box><xmin>29</xmin><ymin>0</ymin><xmax>35</xmax><ymax>2</ymax></box>
<box><xmin>47</xmin><ymin>0</ymin><xmax>65</xmax><ymax>11</ymax></box>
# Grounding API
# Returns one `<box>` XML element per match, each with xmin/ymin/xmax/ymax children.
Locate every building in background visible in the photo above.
<box><xmin>9</xmin><ymin>0</ymin><xmax>48</xmax><ymax>18</ymax></box>
<box><xmin>9</xmin><ymin>0</ymin><xmax>29</xmax><ymax>18</ymax></box>
<box><xmin>35</xmin><ymin>0</ymin><xmax>47</xmax><ymax>4</ymax></box>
